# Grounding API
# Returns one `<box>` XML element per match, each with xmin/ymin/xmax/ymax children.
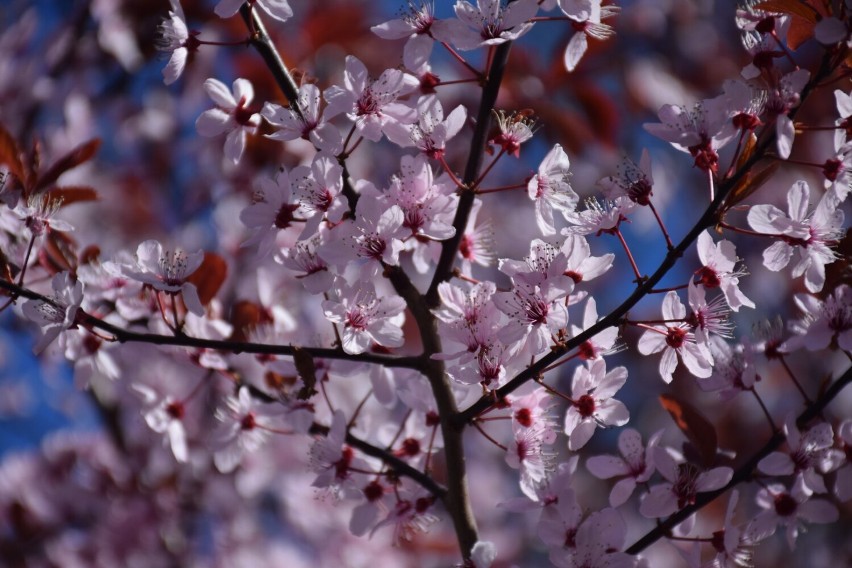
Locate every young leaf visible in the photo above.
<box><xmin>186</xmin><ymin>252</ymin><xmax>227</xmax><ymax>306</ymax></box>
<box><xmin>659</xmin><ymin>393</ymin><xmax>718</xmax><ymax>468</ymax></box>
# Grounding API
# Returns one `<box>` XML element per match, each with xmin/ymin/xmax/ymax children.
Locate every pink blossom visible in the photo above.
<box><xmin>214</xmin><ymin>0</ymin><xmax>292</xmax><ymax>22</ymax></box>
<box><xmin>697</xmin><ymin>337</ymin><xmax>757</xmax><ymax>400</ymax></box>
<box><xmin>321</xmin><ymin>284</ymin><xmax>406</xmax><ymax>355</ymax></box>
<box><xmin>570</xmin><ymin>297</ymin><xmax>619</xmax><ymax>361</ymax></box>
<box><xmin>22</xmin><ymin>271</ymin><xmax>83</xmax><ymax>354</ymax></box>
<box><xmin>528</xmin><ymin>144</ymin><xmax>578</xmax><ymax>235</ymax></box>
<box><xmin>564</xmin><ymin>359</ymin><xmax>629</xmax><ymax>451</ymax></box>
<box><xmin>637</xmin><ymin>291</ymin><xmax>713</xmax><ymax>383</ymax></box>
<box><xmin>132</xmin><ymin>383</ymin><xmax>189</xmax><ymax>463</ymax></box>
<box><xmin>212</xmin><ymin>386</ymin><xmax>281</xmax><ymax>473</ymax></box>
<box><xmin>560</xmin><ymin>1</ymin><xmax>619</xmax><ymax>72</ymax></box>
<box><xmin>384</xmin><ymin>94</ymin><xmax>467</xmax><ymax>159</ymax></box>
<box><xmin>262</xmin><ymin>84</ymin><xmax>342</xmax><ymax>154</ymax></box>
<box><xmin>123</xmin><ymin>239</ymin><xmax>205</xmax><ymax>316</ymax></box>
<box><xmin>586</xmin><ymin>428</ymin><xmax>662</xmax><ymax>508</ymax></box>
<box><xmin>598</xmin><ymin>149</ymin><xmax>654</xmax><ymax>205</ymax></box>
<box><xmin>155</xmin><ymin>0</ymin><xmax>194</xmax><ymax>85</ymax></box>
<box><xmin>749</xmin><ymin>478</ymin><xmax>839</xmax><ymax>549</ymax></box>
<box><xmin>747</xmin><ymin>180</ymin><xmax>844</xmax><ymax>293</ymax></box>
<box><xmin>196</xmin><ymin>78</ymin><xmax>260</xmax><ymax>164</ymax></box>
<box><xmin>695</xmin><ymin>230</ymin><xmax>754</xmax><ymax>311</ymax></box>
<box><xmin>324</xmin><ymin>56</ymin><xmax>418</xmax><ymax>142</ymax></box>
<box><xmin>431</xmin><ymin>0</ymin><xmax>539</xmax><ymax>51</ymax></box>
<box><xmin>639</xmin><ymin>447</ymin><xmax>732</xmax><ymax>518</ymax></box>
<box><xmin>290</xmin><ymin>153</ymin><xmax>346</xmax><ymax>238</ymax></box>
<box><xmin>783</xmin><ymin>285</ymin><xmax>852</xmax><ymax>353</ymax></box>
<box><xmin>506</xmin><ymin>423</ymin><xmax>555</xmax><ymax>500</ymax></box>
<box><xmin>563</xmin><ymin>196</ymin><xmax>635</xmax><ymax>236</ymax></box>
<box><xmin>240</xmin><ymin>168</ymin><xmax>303</xmax><ymax>258</ymax></box>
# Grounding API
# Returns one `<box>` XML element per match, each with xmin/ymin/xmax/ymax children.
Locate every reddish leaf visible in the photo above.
<box><xmin>0</xmin><ymin>124</ymin><xmax>25</xmax><ymax>182</ymax></box>
<box><xmin>186</xmin><ymin>252</ymin><xmax>227</xmax><ymax>306</ymax></box>
<box><xmin>44</xmin><ymin>186</ymin><xmax>99</xmax><ymax>207</ymax></box>
<box><xmin>659</xmin><ymin>394</ymin><xmax>718</xmax><ymax>468</ymax></box>
<box><xmin>723</xmin><ymin>161</ymin><xmax>780</xmax><ymax>212</ymax></box>
<box><xmin>38</xmin><ymin>230</ymin><xmax>79</xmax><ymax>275</ymax></box>
<box><xmin>293</xmin><ymin>347</ymin><xmax>318</xmax><ymax>400</ymax></box>
<box><xmin>786</xmin><ymin>15</ymin><xmax>816</xmax><ymax>50</ymax></box>
<box><xmin>229</xmin><ymin>300</ymin><xmax>263</xmax><ymax>342</ymax></box>
<box><xmin>754</xmin><ymin>0</ymin><xmax>818</xmax><ymax>21</ymax></box>
<box><xmin>35</xmin><ymin>139</ymin><xmax>101</xmax><ymax>193</ymax></box>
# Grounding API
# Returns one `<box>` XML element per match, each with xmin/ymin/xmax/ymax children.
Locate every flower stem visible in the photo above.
<box><xmin>614</xmin><ymin>228</ymin><xmax>643</xmax><ymax>283</ymax></box>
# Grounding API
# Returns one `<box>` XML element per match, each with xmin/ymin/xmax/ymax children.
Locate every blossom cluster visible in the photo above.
<box><xmin>0</xmin><ymin>0</ymin><xmax>850</xmax><ymax>567</ymax></box>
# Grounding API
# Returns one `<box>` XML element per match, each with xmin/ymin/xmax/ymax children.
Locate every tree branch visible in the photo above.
<box><xmin>626</xmin><ymin>364</ymin><xmax>852</xmax><ymax>554</ymax></box>
<box><xmin>0</xmin><ymin>278</ymin><xmax>423</xmax><ymax>369</ymax></box>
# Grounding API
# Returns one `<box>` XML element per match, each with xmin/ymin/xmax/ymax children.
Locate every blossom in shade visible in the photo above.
<box><xmin>749</xmin><ymin>478</ymin><xmax>839</xmax><ymax>549</ymax></box>
<box><xmin>783</xmin><ymin>285</ymin><xmax>852</xmax><ymax>353</ymax></box>
<box><xmin>212</xmin><ymin>386</ymin><xmax>280</xmax><ymax>473</ymax></box>
<box><xmin>196</xmin><ymin>78</ymin><xmax>260</xmax><ymax>164</ymax></box>
<box><xmin>586</xmin><ymin>428</ymin><xmax>662</xmax><ymax>508</ymax></box>
<box><xmin>22</xmin><ymin>271</ymin><xmax>83</xmax><ymax>354</ymax></box>
<box><xmin>598</xmin><ymin>149</ymin><xmax>654</xmax><ymax>205</ymax></box>
<box><xmin>757</xmin><ymin>415</ymin><xmax>843</xmax><ymax>497</ymax></box>
<box><xmin>133</xmin><ymin>383</ymin><xmax>188</xmax><ymax>463</ymax></box>
<box><xmin>564</xmin><ymin>359</ymin><xmax>629</xmax><ymax>451</ymax></box>
<box><xmin>155</xmin><ymin>0</ymin><xmax>195</xmax><ymax>85</ymax></box>
<box><xmin>240</xmin><ymin>167</ymin><xmax>303</xmax><ymax>258</ymax></box>
<box><xmin>528</xmin><ymin>144</ymin><xmax>578</xmax><ymax>235</ymax></box>
<box><xmin>747</xmin><ymin>180</ymin><xmax>844</xmax><ymax>293</ymax></box>
<box><xmin>697</xmin><ymin>337</ymin><xmax>757</xmax><ymax>400</ymax></box>
<box><xmin>571</xmin><ymin>297</ymin><xmax>619</xmax><ymax>361</ymax></box>
<box><xmin>506</xmin><ymin>422</ymin><xmax>555</xmax><ymax>500</ymax></box>
<box><xmin>371</xmin><ymin>2</ymin><xmax>437</xmax><ymax>72</ymax></box>
<box><xmin>639</xmin><ymin>447</ymin><xmax>732</xmax><ymax>518</ymax></box>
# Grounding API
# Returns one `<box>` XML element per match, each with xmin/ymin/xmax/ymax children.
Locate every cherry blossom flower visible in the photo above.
<box><xmin>758</xmin><ymin>415</ymin><xmax>843</xmax><ymax>496</ymax></box>
<box><xmin>384</xmin><ymin>94</ymin><xmax>466</xmax><ymax>159</ymax></box>
<box><xmin>262</xmin><ymin>83</ymin><xmax>342</xmax><ymax>154</ymax></box>
<box><xmin>290</xmin><ymin>153</ymin><xmax>346</xmax><ymax>238</ymax></box>
<box><xmin>383</xmin><ymin>154</ymin><xmax>457</xmax><ymax>241</ymax></box>
<box><xmin>349</xmin><ymin>479</ymin><xmax>391</xmax><ymax>537</ymax></box>
<box><xmin>319</xmin><ymin>196</ymin><xmax>407</xmax><ymax>280</ymax></box>
<box><xmin>490</xmin><ymin>110</ymin><xmax>535</xmax><ymax>157</ymax></box>
<box><xmin>498</xmin><ymin>239</ymin><xmax>575</xmax><ymax>299</ymax></box>
<box><xmin>431</xmin><ymin>0</ymin><xmax>539</xmax><ymax>51</ymax></box>
<box><xmin>124</xmin><ymin>239</ymin><xmax>205</xmax><ymax>316</ymax></box>
<box><xmin>571</xmin><ymin>297</ymin><xmax>619</xmax><ymax>361</ymax></box>
<box><xmin>240</xmin><ymin>167</ymin><xmax>303</xmax><ymax>258</ymax></box>
<box><xmin>834</xmin><ymin>420</ymin><xmax>852</xmax><ymax>501</ymax></box>
<box><xmin>15</xmin><ymin>194</ymin><xmax>74</xmax><ymax>237</ymax></box>
<box><xmin>598</xmin><ymin>149</ymin><xmax>654</xmax><ymax>205</ymax></box>
<box><xmin>457</xmin><ymin>199</ymin><xmax>496</xmax><ymax>275</ymax></box>
<box><xmin>560</xmin><ymin>1</ymin><xmax>619</xmax><ymax>72</ymax></box>
<box><xmin>434</xmin><ymin>281</ymin><xmax>502</xmax><ymax>365</ymax></box>
<box><xmin>783</xmin><ymin>285</ymin><xmax>852</xmax><ymax>353</ymax></box>
<box><xmin>321</xmin><ymin>284</ymin><xmax>406</xmax><ymax>355</ymax></box>
<box><xmin>309</xmin><ymin>410</ymin><xmax>367</xmax><ymax>499</ymax></box>
<box><xmin>371</xmin><ymin>1</ymin><xmax>437</xmax><ymax>71</ymax></box>
<box><xmin>21</xmin><ymin>271</ymin><xmax>83</xmax><ymax>354</ymax></box>
<box><xmin>278</xmin><ymin>235</ymin><xmax>334</xmax><ymax>294</ymax></box>
<box><xmin>637</xmin><ymin>291</ymin><xmax>713</xmax><ymax>383</ymax></box>
<box><xmin>132</xmin><ymin>383</ymin><xmax>189</xmax><ymax>463</ymax></box>
<box><xmin>695</xmin><ymin>230</ymin><xmax>754</xmax><ymax>311</ymax></box>
<box><xmin>528</xmin><ymin>144</ymin><xmax>578</xmax><ymax>235</ymax></box>
<box><xmin>494</xmin><ymin>283</ymin><xmax>568</xmax><ymax>358</ymax></box>
<box><xmin>214</xmin><ymin>0</ymin><xmax>292</xmax><ymax>22</ymax></box>
<box><xmin>563</xmin><ymin>359</ymin><xmax>629</xmax><ymax>451</ymax></box>
<box><xmin>560</xmin><ymin>233</ymin><xmax>615</xmax><ymax>288</ymax></box>
<box><xmin>639</xmin><ymin>447</ymin><xmax>732</xmax><ymax>518</ymax></box>
<box><xmin>747</xmin><ymin>180</ymin><xmax>844</xmax><ymax>293</ymax></box>
<box><xmin>370</xmin><ymin>485</ymin><xmax>438</xmax><ymax>544</ymax></box>
<box><xmin>563</xmin><ymin>196</ymin><xmax>635</xmax><ymax>236</ymax></box>
<box><xmin>764</xmin><ymin>69</ymin><xmax>809</xmax><ymax>159</ymax></box>
<box><xmin>749</xmin><ymin>479</ymin><xmax>839</xmax><ymax>549</ymax></box>
<box><xmin>63</xmin><ymin>327</ymin><xmax>120</xmax><ymax>394</ymax></box>
<box><xmin>155</xmin><ymin>0</ymin><xmax>195</xmax><ymax>85</ymax></box>
<box><xmin>586</xmin><ymin>428</ymin><xmax>663</xmax><ymax>508</ymax></box>
<box><xmin>697</xmin><ymin>337</ymin><xmax>757</xmax><ymax>400</ymax></box>
<box><xmin>471</xmin><ymin>541</ymin><xmax>497</xmax><ymax>568</ymax></box>
<box><xmin>686</xmin><ymin>281</ymin><xmax>733</xmax><ymax>345</ymax></box>
<box><xmin>822</xmin><ymin>140</ymin><xmax>852</xmax><ymax>207</ymax></box>
<box><xmin>704</xmin><ymin>490</ymin><xmax>757</xmax><ymax>568</ymax></box>
<box><xmin>212</xmin><ymin>386</ymin><xmax>281</xmax><ymax>473</ymax></box>
<box><xmin>643</xmin><ymin>97</ymin><xmax>736</xmax><ymax>173</ymax></box>
<box><xmin>833</xmin><ymin>88</ymin><xmax>852</xmax><ymax>151</ymax></box>
<box><xmin>324</xmin><ymin>56</ymin><xmax>418</xmax><ymax>142</ymax></box>
<box><xmin>506</xmin><ymin>422</ymin><xmax>556</xmax><ymax>500</ymax></box>
<box><xmin>549</xmin><ymin>508</ymin><xmax>632</xmax><ymax>568</ymax></box>
<box><xmin>509</xmin><ymin>388</ymin><xmax>558</xmax><ymax>443</ymax></box>
<box><xmin>196</xmin><ymin>78</ymin><xmax>260</xmax><ymax>164</ymax></box>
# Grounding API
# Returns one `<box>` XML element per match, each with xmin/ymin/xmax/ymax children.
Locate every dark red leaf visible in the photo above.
<box><xmin>659</xmin><ymin>394</ymin><xmax>718</xmax><ymax>468</ymax></box>
<box><xmin>0</xmin><ymin>124</ymin><xmax>25</xmax><ymax>182</ymax></box>
<box><xmin>35</xmin><ymin>139</ymin><xmax>101</xmax><ymax>193</ymax></box>
<box><xmin>44</xmin><ymin>186</ymin><xmax>99</xmax><ymax>207</ymax></box>
<box><xmin>186</xmin><ymin>252</ymin><xmax>227</xmax><ymax>306</ymax></box>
